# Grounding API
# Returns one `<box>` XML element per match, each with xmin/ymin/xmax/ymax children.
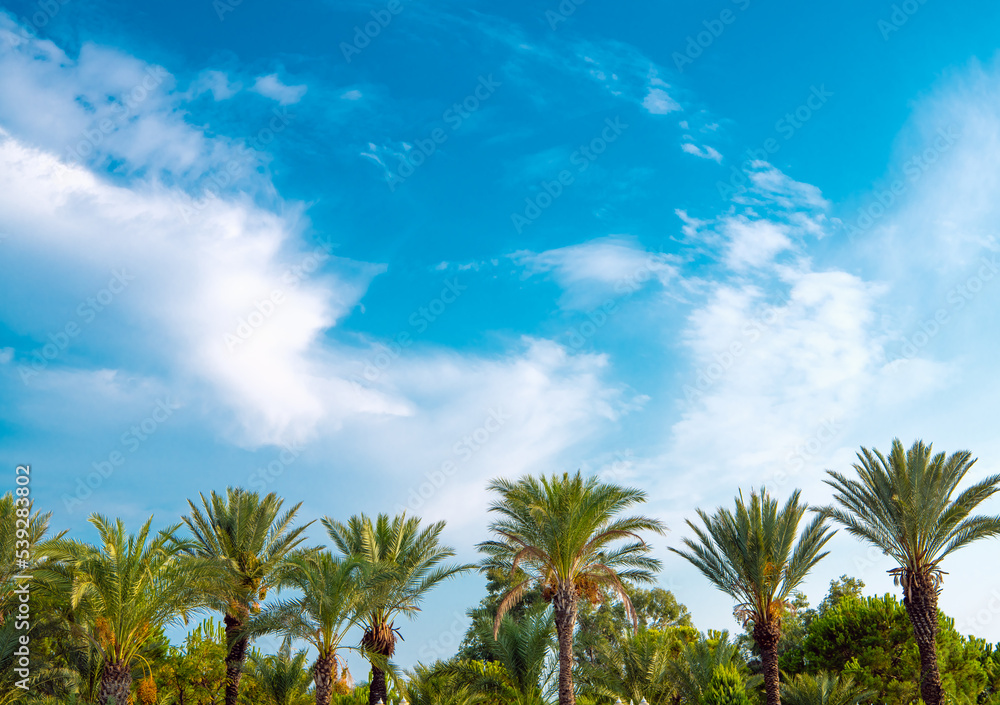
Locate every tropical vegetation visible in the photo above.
<box><xmin>3</xmin><ymin>438</ymin><xmax>1000</xmax><ymax>705</ymax></box>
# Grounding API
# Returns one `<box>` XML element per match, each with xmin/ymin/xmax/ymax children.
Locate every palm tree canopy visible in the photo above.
<box><xmin>478</xmin><ymin>471</ymin><xmax>667</xmax><ymax>631</ymax></box>
<box><xmin>819</xmin><ymin>438</ymin><xmax>1000</xmax><ymax>580</ymax></box>
<box><xmin>459</xmin><ymin>604</ymin><xmax>555</xmax><ymax>699</ymax></box>
<box><xmin>322</xmin><ymin>512</ymin><xmax>472</xmax><ymax>626</ymax></box>
<box><xmin>244</xmin><ymin>552</ymin><xmax>364</xmax><ymax>659</ymax></box>
<box><xmin>245</xmin><ymin>639</ymin><xmax>313</xmax><ymax>705</ymax></box>
<box><xmin>41</xmin><ymin>514</ymin><xmax>206</xmax><ymax>666</ymax></box>
<box><xmin>780</xmin><ymin>672</ymin><xmax>874</xmax><ymax>705</ymax></box>
<box><xmin>670</xmin><ymin>488</ymin><xmax>833</xmax><ymax>626</ymax></box>
<box><xmin>181</xmin><ymin>487</ymin><xmax>313</xmax><ymax>609</ymax></box>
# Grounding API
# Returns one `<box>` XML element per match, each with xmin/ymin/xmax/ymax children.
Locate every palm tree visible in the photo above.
<box><xmin>578</xmin><ymin>626</ymin><xmax>684</xmax><ymax>705</ymax></box>
<box><xmin>42</xmin><ymin>515</ymin><xmax>205</xmax><ymax>705</ymax></box>
<box><xmin>780</xmin><ymin>672</ymin><xmax>873</xmax><ymax>705</ymax></box>
<box><xmin>181</xmin><ymin>488</ymin><xmax>313</xmax><ymax>705</ymax></box>
<box><xmin>478</xmin><ymin>471</ymin><xmax>667</xmax><ymax>705</ymax></box>
<box><xmin>667</xmin><ymin>631</ymin><xmax>758</xmax><ymax>705</ymax></box>
<box><xmin>451</xmin><ymin>605</ymin><xmax>555</xmax><ymax>705</ymax></box>
<box><xmin>819</xmin><ymin>439</ymin><xmax>1000</xmax><ymax>705</ymax></box>
<box><xmin>246</xmin><ymin>552</ymin><xmax>366</xmax><ymax>705</ymax></box>
<box><xmin>323</xmin><ymin>513</ymin><xmax>472</xmax><ymax>705</ymax></box>
<box><xmin>245</xmin><ymin>639</ymin><xmax>313</xmax><ymax>705</ymax></box>
<box><xmin>670</xmin><ymin>489</ymin><xmax>833</xmax><ymax>705</ymax></box>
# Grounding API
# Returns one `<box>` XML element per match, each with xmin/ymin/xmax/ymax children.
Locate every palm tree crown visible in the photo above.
<box><xmin>820</xmin><ymin>438</ymin><xmax>1000</xmax><ymax>590</ymax></box>
<box><xmin>818</xmin><ymin>438</ymin><xmax>1000</xmax><ymax>705</ymax></box>
<box><xmin>44</xmin><ymin>514</ymin><xmax>205</xmax><ymax>705</ymax></box>
<box><xmin>181</xmin><ymin>487</ymin><xmax>312</xmax><ymax>705</ymax></box>
<box><xmin>247</xmin><ymin>552</ymin><xmax>366</xmax><ymax>705</ymax></box>
<box><xmin>671</xmin><ymin>488</ymin><xmax>833</xmax><ymax>705</ymax></box>
<box><xmin>479</xmin><ymin>471</ymin><xmax>667</xmax><ymax>705</ymax></box>
<box><xmin>323</xmin><ymin>512</ymin><xmax>472</xmax><ymax>705</ymax></box>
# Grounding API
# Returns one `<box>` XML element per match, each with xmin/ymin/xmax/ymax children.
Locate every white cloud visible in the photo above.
<box><xmin>187</xmin><ymin>69</ymin><xmax>241</xmax><ymax>101</ymax></box>
<box><xmin>681</xmin><ymin>142</ymin><xmax>723</xmax><ymax>162</ymax></box>
<box><xmin>643</xmin><ymin>87</ymin><xmax>681</xmax><ymax>115</ymax></box>
<box><xmin>514</xmin><ymin>236</ymin><xmax>678</xmax><ymax>308</ymax></box>
<box><xmin>251</xmin><ymin>73</ymin><xmax>308</xmax><ymax>105</ymax></box>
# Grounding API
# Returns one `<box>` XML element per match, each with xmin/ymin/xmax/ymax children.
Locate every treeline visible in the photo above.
<box><xmin>1</xmin><ymin>438</ymin><xmax>998</xmax><ymax>705</ymax></box>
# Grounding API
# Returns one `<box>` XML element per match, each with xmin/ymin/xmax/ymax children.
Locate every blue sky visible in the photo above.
<box><xmin>3</xmin><ymin>0</ymin><xmax>1000</xmax><ymax>673</ymax></box>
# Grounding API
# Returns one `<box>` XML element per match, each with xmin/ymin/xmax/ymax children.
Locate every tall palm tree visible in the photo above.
<box><xmin>819</xmin><ymin>439</ymin><xmax>1000</xmax><ymax>705</ymax></box>
<box><xmin>41</xmin><ymin>515</ymin><xmax>205</xmax><ymax>705</ymax></box>
<box><xmin>181</xmin><ymin>488</ymin><xmax>312</xmax><ymax>705</ymax></box>
<box><xmin>246</xmin><ymin>552</ymin><xmax>366</xmax><ymax>705</ymax></box>
<box><xmin>323</xmin><ymin>513</ymin><xmax>472</xmax><ymax>705</ymax></box>
<box><xmin>670</xmin><ymin>489</ymin><xmax>833</xmax><ymax>705</ymax></box>
<box><xmin>478</xmin><ymin>471</ymin><xmax>667</xmax><ymax>705</ymax></box>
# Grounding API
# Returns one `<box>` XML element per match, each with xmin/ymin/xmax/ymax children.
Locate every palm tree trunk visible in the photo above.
<box><xmin>98</xmin><ymin>659</ymin><xmax>131</xmax><ymax>705</ymax></box>
<box><xmin>224</xmin><ymin>609</ymin><xmax>250</xmax><ymax>705</ymax></box>
<box><xmin>753</xmin><ymin>619</ymin><xmax>782</xmax><ymax>705</ymax></box>
<box><xmin>363</xmin><ymin>623</ymin><xmax>396</xmax><ymax>705</ymax></box>
<box><xmin>902</xmin><ymin>572</ymin><xmax>944</xmax><ymax>705</ymax></box>
<box><xmin>552</xmin><ymin>586</ymin><xmax>579</xmax><ymax>705</ymax></box>
<box><xmin>313</xmin><ymin>653</ymin><xmax>337</xmax><ymax>705</ymax></box>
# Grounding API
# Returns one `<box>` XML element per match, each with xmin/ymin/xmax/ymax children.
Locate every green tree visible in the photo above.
<box><xmin>704</xmin><ymin>663</ymin><xmax>755</xmax><ymax>705</ymax></box>
<box><xmin>819</xmin><ymin>439</ymin><xmax>1000</xmax><ymax>705</ymax></box>
<box><xmin>671</xmin><ymin>489</ymin><xmax>833</xmax><ymax>705</ymax></box>
<box><xmin>578</xmin><ymin>626</ymin><xmax>690</xmax><ymax>705</ymax></box>
<box><xmin>247</xmin><ymin>553</ymin><xmax>366</xmax><ymax>705</ymax></box>
<box><xmin>42</xmin><ymin>515</ymin><xmax>205</xmax><ymax>705</ymax></box>
<box><xmin>576</xmin><ymin>585</ymin><xmax>695</xmax><ymax>665</ymax></box>
<box><xmin>668</xmin><ymin>632</ymin><xmax>758</xmax><ymax>705</ymax></box>
<box><xmin>181</xmin><ymin>487</ymin><xmax>312</xmax><ymax>705</ymax></box>
<box><xmin>478</xmin><ymin>471</ymin><xmax>667</xmax><ymax>705</ymax></box>
<box><xmin>788</xmin><ymin>594</ymin><xmax>988</xmax><ymax>705</ymax></box>
<box><xmin>404</xmin><ymin>662</ymin><xmax>479</xmax><ymax>705</ymax></box>
<box><xmin>779</xmin><ymin>673</ymin><xmax>873</xmax><ymax>705</ymax></box>
<box><xmin>323</xmin><ymin>513</ymin><xmax>472</xmax><ymax>705</ymax></box>
<box><xmin>245</xmin><ymin>640</ymin><xmax>313</xmax><ymax>705</ymax></box>
<box><xmin>154</xmin><ymin>618</ymin><xmax>228</xmax><ymax>705</ymax></box>
<box><xmin>451</xmin><ymin>604</ymin><xmax>554</xmax><ymax>705</ymax></box>
<box><xmin>816</xmin><ymin>577</ymin><xmax>864</xmax><ymax>617</ymax></box>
